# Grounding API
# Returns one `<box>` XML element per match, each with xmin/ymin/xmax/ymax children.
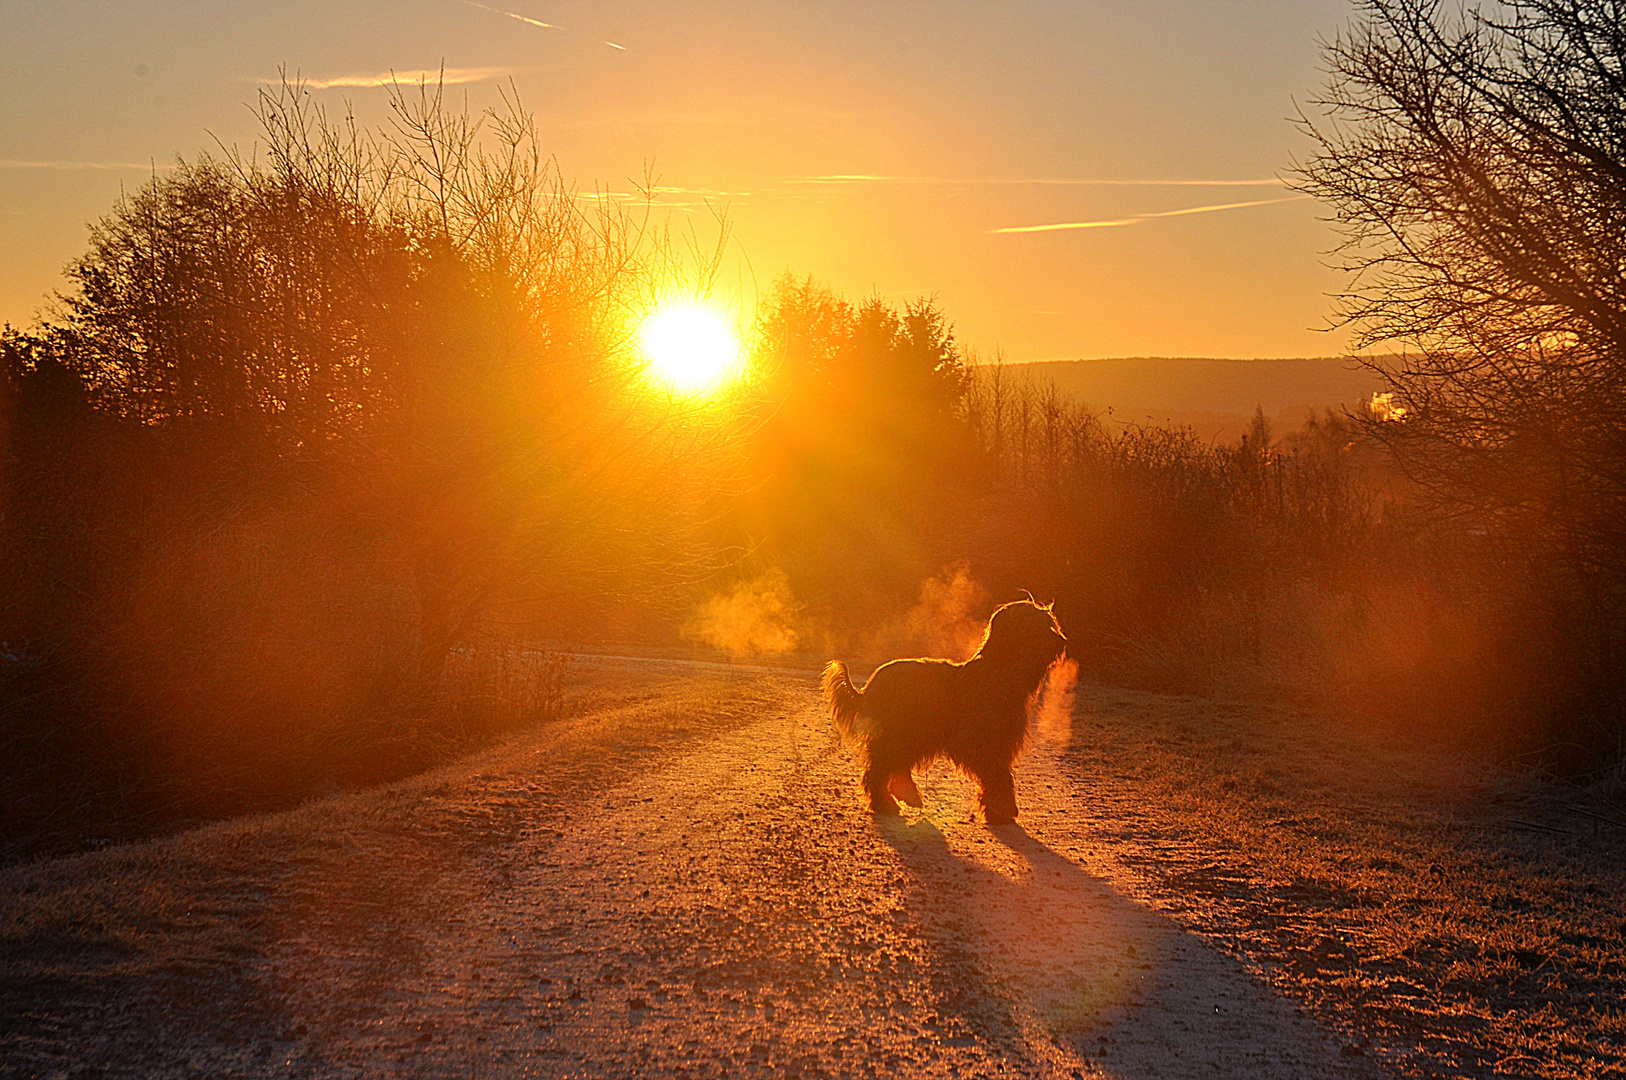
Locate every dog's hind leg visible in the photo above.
<box><xmin>861</xmin><ymin>765</ymin><xmax>902</xmax><ymax>815</ymax></box>
<box><xmin>976</xmin><ymin>766</ymin><xmax>1019</xmax><ymax>824</ymax></box>
<box><xmin>886</xmin><ymin>770</ymin><xmax>924</xmax><ymax>808</ymax></box>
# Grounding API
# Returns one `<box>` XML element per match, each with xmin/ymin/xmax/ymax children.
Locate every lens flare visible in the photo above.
<box><xmin>638</xmin><ymin>303</ymin><xmax>742</xmax><ymax>393</ymax></box>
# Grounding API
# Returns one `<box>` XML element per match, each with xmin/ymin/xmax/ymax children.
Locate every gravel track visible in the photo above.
<box><xmin>1</xmin><ymin>660</ymin><xmax>1378</xmax><ymax>1078</ymax></box>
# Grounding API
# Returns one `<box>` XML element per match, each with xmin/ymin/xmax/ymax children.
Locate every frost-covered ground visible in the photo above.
<box><xmin>2</xmin><ymin>657</ymin><xmax>1620</xmax><ymax>1078</ymax></box>
<box><xmin>1054</xmin><ymin>687</ymin><xmax>1626</xmax><ymax>1079</ymax></box>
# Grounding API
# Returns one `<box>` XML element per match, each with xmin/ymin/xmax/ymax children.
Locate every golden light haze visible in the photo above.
<box><xmin>0</xmin><ymin>1</ymin><xmax>1363</xmax><ymax>359</ymax></box>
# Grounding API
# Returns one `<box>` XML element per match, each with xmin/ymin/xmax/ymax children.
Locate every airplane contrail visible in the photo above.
<box><xmin>0</xmin><ymin>159</ymin><xmax>167</xmax><ymax>171</ymax></box>
<box><xmin>791</xmin><ymin>175</ymin><xmax>1288</xmax><ymax>187</ymax></box>
<box><xmin>989</xmin><ymin>194</ymin><xmax>1309</xmax><ymax>234</ymax></box>
<box><xmin>458</xmin><ymin>0</ymin><xmax>555</xmax><ymax>29</ymax></box>
<box><xmin>1131</xmin><ymin>195</ymin><xmax>1310</xmax><ymax>219</ymax></box>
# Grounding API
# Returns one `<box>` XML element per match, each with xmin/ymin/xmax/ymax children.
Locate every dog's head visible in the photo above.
<box><xmin>977</xmin><ymin>599</ymin><xmax>1067</xmax><ymax>680</ymax></box>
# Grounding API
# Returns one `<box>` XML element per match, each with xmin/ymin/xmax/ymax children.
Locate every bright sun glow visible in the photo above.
<box><xmin>639</xmin><ymin>303</ymin><xmax>743</xmax><ymax>393</ymax></box>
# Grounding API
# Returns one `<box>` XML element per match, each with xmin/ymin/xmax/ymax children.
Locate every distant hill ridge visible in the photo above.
<box><xmin>995</xmin><ymin>356</ymin><xmax>1386</xmax><ymax>440</ymax></box>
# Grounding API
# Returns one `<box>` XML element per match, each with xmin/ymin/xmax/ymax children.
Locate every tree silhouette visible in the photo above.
<box><xmin>739</xmin><ymin>277</ymin><xmax>975</xmax><ymax>631</ymax></box>
<box><xmin>1297</xmin><ymin>0</ymin><xmax>1626</xmax><ymax>723</ymax></box>
<box><xmin>46</xmin><ymin>77</ymin><xmax>721</xmax><ymax>706</ymax></box>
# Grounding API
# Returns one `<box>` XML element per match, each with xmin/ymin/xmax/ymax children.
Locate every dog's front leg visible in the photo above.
<box><xmin>862</xmin><ymin>766</ymin><xmax>902</xmax><ymax>815</ymax></box>
<box><xmin>978</xmin><ymin>767</ymin><xmax>1018</xmax><ymax>824</ymax></box>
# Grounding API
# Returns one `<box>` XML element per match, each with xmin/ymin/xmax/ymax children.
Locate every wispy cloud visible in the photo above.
<box><xmin>791</xmin><ymin>175</ymin><xmax>1288</xmax><ymax>187</ymax></box>
<box><xmin>457</xmin><ymin>0</ymin><xmax>555</xmax><ymax>29</ymax></box>
<box><xmin>269</xmin><ymin>66</ymin><xmax>521</xmax><ymax>90</ymax></box>
<box><xmin>569</xmin><ymin>184</ymin><xmax>750</xmax><ymax>209</ymax></box>
<box><xmin>0</xmin><ymin>159</ymin><xmax>170</xmax><ymax>171</ymax></box>
<box><xmin>651</xmin><ymin>184</ymin><xmax>752</xmax><ymax>199</ymax></box>
<box><xmin>990</xmin><ymin>194</ymin><xmax>1310</xmax><ymax>234</ymax></box>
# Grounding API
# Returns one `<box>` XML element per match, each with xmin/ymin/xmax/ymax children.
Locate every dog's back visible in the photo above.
<box><xmin>823</xmin><ymin>656</ymin><xmax>963</xmax><ymax>748</ymax></box>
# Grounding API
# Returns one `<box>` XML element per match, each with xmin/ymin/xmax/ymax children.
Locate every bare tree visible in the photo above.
<box><xmin>1296</xmin><ymin>0</ymin><xmax>1626</xmax><ymax>686</ymax></box>
<box><xmin>52</xmin><ymin>75</ymin><xmax>735</xmax><ymax>706</ymax></box>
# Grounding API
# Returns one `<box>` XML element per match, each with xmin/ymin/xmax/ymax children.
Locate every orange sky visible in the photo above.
<box><xmin>0</xmin><ymin>1</ymin><xmax>1361</xmax><ymax>359</ymax></box>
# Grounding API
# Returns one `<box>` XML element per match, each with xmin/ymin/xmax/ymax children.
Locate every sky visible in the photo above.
<box><xmin>0</xmin><ymin>0</ymin><xmax>1363</xmax><ymax>360</ymax></box>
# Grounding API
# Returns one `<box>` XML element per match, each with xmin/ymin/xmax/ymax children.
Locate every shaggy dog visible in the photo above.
<box><xmin>822</xmin><ymin>599</ymin><xmax>1067</xmax><ymax>823</ymax></box>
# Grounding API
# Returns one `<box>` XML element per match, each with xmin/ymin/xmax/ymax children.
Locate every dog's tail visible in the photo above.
<box><xmin>821</xmin><ymin>660</ymin><xmax>865</xmax><ymax>744</ymax></box>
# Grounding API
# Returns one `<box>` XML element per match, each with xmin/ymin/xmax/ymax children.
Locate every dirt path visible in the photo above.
<box><xmin>2</xmin><ymin>659</ymin><xmax>1380</xmax><ymax>1078</ymax></box>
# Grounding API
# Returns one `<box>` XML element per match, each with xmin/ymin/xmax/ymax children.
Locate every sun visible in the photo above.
<box><xmin>638</xmin><ymin>303</ymin><xmax>743</xmax><ymax>393</ymax></box>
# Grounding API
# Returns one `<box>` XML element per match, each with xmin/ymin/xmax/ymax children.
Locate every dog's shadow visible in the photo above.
<box><xmin>869</xmin><ymin>805</ymin><xmax>1364</xmax><ymax>1077</ymax></box>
